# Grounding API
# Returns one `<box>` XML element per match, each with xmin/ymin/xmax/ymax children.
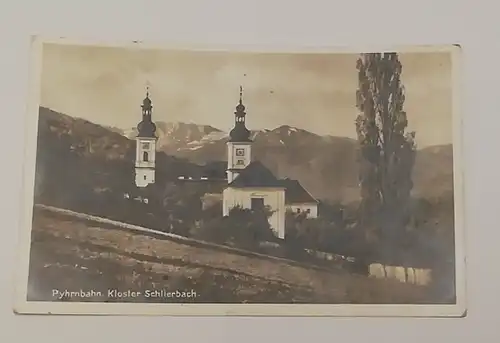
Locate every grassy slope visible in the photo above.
<box><xmin>27</xmin><ymin>208</ymin><xmax>437</xmax><ymax>304</ymax></box>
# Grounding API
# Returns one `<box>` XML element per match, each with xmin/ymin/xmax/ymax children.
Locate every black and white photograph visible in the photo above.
<box><xmin>13</xmin><ymin>38</ymin><xmax>465</xmax><ymax>316</ymax></box>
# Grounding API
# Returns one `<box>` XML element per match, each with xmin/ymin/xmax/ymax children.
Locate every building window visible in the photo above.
<box><xmin>143</xmin><ymin>151</ymin><xmax>149</xmax><ymax>162</ymax></box>
<box><xmin>306</xmin><ymin>209</ymin><xmax>311</xmax><ymax>214</ymax></box>
<box><xmin>144</xmin><ymin>175</ymin><xmax>147</xmax><ymax>180</ymax></box>
<box><xmin>296</xmin><ymin>208</ymin><xmax>301</xmax><ymax>213</ymax></box>
<box><xmin>236</xmin><ymin>159</ymin><xmax>245</xmax><ymax>165</ymax></box>
<box><xmin>251</xmin><ymin>197</ymin><xmax>265</xmax><ymax>211</ymax></box>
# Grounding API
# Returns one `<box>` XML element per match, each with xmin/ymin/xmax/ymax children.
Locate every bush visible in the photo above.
<box><xmin>285</xmin><ymin>209</ymin><xmax>355</xmax><ymax>254</ymax></box>
<box><xmin>191</xmin><ymin>205</ymin><xmax>275</xmax><ymax>251</ymax></box>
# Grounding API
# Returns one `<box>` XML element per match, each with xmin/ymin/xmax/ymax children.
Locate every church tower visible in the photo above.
<box><xmin>227</xmin><ymin>86</ymin><xmax>252</xmax><ymax>183</ymax></box>
<box><xmin>135</xmin><ymin>87</ymin><xmax>157</xmax><ymax>188</ymax></box>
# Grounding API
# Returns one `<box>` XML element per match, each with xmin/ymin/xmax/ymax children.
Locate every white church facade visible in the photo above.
<box><xmin>223</xmin><ymin>161</ymin><xmax>288</xmax><ymax>239</ymax></box>
<box><xmin>222</xmin><ymin>87</ymin><xmax>318</xmax><ymax>240</ymax></box>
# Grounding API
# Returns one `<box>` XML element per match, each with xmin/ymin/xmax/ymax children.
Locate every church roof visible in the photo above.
<box><xmin>229</xmin><ymin>86</ymin><xmax>252</xmax><ymax>142</ymax></box>
<box><xmin>229</xmin><ymin>124</ymin><xmax>252</xmax><ymax>142</ymax></box>
<box><xmin>137</xmin><ymin>89</ymin><xmax>157</xmax><ymax>138</ymax></box>
<box><xmin>137</xmin><ymin>120</ymin><xmax>157</xmax><ymax>138</ymax></box>
<box><xmin>228</xmin><ymin>161</ymin><xmax>284</xmax><ymax>188</ymax></box>
<box><xmin>280</xmin><ymin>178</ymin><xmax>318</xmax><ymax>204</ymax></box>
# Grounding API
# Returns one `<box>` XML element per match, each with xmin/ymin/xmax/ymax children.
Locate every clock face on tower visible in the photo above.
<box><xmin>142</xmin><ymin>142</ymin><xmax>150</xmax><ymax>150</ymax></box>
<box><xmin>235</xmin><ymin>148</ymin><xmax>245</xmax><ymax>156</ymax></box>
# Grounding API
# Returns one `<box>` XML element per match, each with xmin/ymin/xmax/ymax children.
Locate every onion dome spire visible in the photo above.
<box><xmin>229</xmin><ymin>85</ymin><xmax>251</xmax><ymax>142</ymax></box>
<box><xmin>137</xmin><ymin>85</ymin><xmax>156</xmax><ymax>138</ymax></box>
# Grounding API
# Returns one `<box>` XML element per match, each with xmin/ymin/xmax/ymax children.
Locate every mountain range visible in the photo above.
<box><xmin>113</xmin><ymin>120</ymin><xmax>454</xmax><ymax>204</ymax></box>
<box><xmin>37</xmin><ymin>106</ymin><xmax>453</xmax><ymax>206</ymax></box>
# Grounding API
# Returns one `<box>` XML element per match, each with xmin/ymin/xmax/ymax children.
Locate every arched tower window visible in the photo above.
<box><xmin>143</xmin><ymin>151</ymin><xmax>149</xmax><ymax>162</ymax></box>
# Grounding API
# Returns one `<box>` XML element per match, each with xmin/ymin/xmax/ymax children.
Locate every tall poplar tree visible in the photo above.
<box><xmin>355</xmin><ymin>53</ymin><xmax>417</xmax><ymax>262</ymax></box>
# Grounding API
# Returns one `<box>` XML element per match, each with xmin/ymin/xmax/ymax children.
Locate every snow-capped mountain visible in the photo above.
<box><xmin>117</xmin><ymin>121</ymin><xmax>226</xmax><ymax>154</ymax></box>
<box><xmin>118</xmin><ymin>122</ymin><xmax>335</xmax><ymax>157</ymax></box>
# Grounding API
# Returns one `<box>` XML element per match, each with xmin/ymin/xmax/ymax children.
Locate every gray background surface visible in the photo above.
<box><xmin>0</xmin><ymin>0</ymin><xmax>496</xmax><ymax>341</ymax></box>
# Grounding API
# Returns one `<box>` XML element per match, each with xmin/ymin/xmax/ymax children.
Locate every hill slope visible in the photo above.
<box><xmin>413</xmin><ymin>144</ymin><xmax>454</xmax><ymax>199</ymax></box>
<box><xmin>35</xmin><ymin>107</ymin><xmax>215</xmax><ymax>214</ymax></box>
<box><xmin>28</xmin><ymin>207</ymin><xmax>436</xmax><ymax>304</ymax></box>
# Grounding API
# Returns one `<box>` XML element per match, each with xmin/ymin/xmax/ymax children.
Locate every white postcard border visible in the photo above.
<box><xmin>13</xmin><ymin>36</ymin><xmax>466</xmax><ymax>317</ymax></box>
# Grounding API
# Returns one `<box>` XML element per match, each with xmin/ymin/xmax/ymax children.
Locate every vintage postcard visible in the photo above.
<box><xmin>13</xmin><ymin>37</ymin><xmax>465</xmax><ymax>316</ymax></box>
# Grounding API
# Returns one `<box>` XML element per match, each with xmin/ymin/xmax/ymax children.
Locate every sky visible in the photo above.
<box><xmin>39</xmin><ymin>43</ymin><xmax>453</xmax><ymax>148</ymax></box>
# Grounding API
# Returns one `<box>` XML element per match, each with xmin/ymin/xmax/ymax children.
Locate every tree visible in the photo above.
<box><xmin>355</xmin><ymin>53</ymin><xmax>417</xmax><ymax>262</ymax></box>
<box><xmin>191</xmin><ymin>205</ymin><xmax>276</xmax><ymax>250</ymax></box>
<box><xmin>225</xmin><ymin>206</ymin><xmax>276</xmax><ymax>249</ymax></box>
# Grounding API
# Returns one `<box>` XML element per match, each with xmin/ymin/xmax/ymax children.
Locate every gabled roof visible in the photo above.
<box><xmin>280</xmin><ymin>178</ymin><xmax>318</xmax><ymax>204</ymax></box>
<box><xmin>228</xmin><ymin>161</ymin><xmax>284</xmax><ymax>188</ymax></box>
